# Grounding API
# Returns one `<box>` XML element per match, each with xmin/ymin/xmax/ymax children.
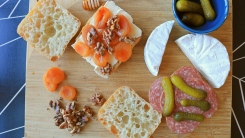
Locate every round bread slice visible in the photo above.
<box><xmin>98</xmin><ymin>86</ymin><xmax>162</xmax><ymax>138</ymax></box>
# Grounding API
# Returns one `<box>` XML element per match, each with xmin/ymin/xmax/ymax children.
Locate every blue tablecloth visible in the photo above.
<box><xmin>0</xmin><ymin>0</ymin><xmax>28</xmax><ymax>137</ymax></box>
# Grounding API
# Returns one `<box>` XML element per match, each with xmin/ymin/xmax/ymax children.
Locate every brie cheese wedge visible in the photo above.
<box><xmin>175</xmin><ymin>34</ymin><xmax>230</xmax><ymax>88</ymax></box>
<box><xmin>144</xmin><ymin>20</ymin><xmax>174</xmax><ymax>76</ymax></box>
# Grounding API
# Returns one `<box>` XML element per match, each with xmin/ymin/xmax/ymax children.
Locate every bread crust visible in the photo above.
<box><xmin>75</xmin><ymin>3</ymin><xmax>142</xmax><ymax>77</ymax></box>
<box><xmin>97</xmin><ymin>86</ymin><xmax>162</xmax><ymax>138</ymax></box>
<box><xmin>17</xmin><ymin>0</ymin><xmax>81</xmax><ymax>61</ymax></box>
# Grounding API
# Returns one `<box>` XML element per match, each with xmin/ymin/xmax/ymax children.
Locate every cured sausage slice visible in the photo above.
<box><xmin>166</xmin><ymin>67</ymin><xmax>218</xmax><ymax>133</ymax></box>
<box><xmin>149</xmin><ymin>66</ymin><xmax>203</xmax><ymax>113</ymax></box>
<box><xmin>149</xmin><ymin>77</ymin><xmax>163</xmax><ymax>113</ymax></box>
<box><xmin>172</xmin><ymin>66</ymin><xmax>202</xmax><ymax>80</ymax></box>
<box><xmin>149</xmin><ymin>66</ymin><xmax>218</xmax><ymax>134</ymax></box>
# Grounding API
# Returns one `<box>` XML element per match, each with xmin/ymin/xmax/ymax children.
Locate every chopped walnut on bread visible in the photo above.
<box><xmin>17</xmin><ymin>0</ymin><xmax>81</xmax><ymax>61</ymax></box>
<box><xmin>98</xmin><ymin>86</ymin><xmax>162</xmax><ymax>138</ymax></box>
<box><xmin>72</xmin><ymin>1</ymin><xmax>142</xmax><ymax>78</ymax></box>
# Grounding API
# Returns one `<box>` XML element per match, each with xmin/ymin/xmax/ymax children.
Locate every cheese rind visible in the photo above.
<box><xmin>175</xmin><ymin>34</ymin><xmax>230</xmax><ymax>88</ymax></box>
<box><xmin>144</xmin><ymin>20</ymin><xmax>174</xmax><ymax>76</ymax></box>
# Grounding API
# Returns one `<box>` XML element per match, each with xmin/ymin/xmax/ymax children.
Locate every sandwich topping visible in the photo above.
<box><xmin>86</xmin><ymin>27</ymin><xmax>98</xmax><ymax>46</ymax></box>
<box><xmin>107</xmin><ymin>15</ymin><xmax>120</xmax><ymax>31</ymax></box>
<box><xmin>73</xmin><ymin>1</ymin><xmax>142</xmax><ymax>78</ymax></box>
<box><xmin>94</xmin><ymin>42</ymin><xmax>106</xmax><ymax>56</ymax></box>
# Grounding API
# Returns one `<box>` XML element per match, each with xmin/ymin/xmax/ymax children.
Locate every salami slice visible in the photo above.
<box><xmin>149</xmin><ymin>77</ymin><xmax>163</xmax><ymax>113</ymax></box>
<box><xmin>172</xmin><ymin>66</ymin><xmax>202</xmax><ymax>80</ymax></box>
<box><xmin>149</xmin><ymin>66</ymin><xmax>203</xmax><ymax>113</ymax></box>
<box><xmin>165</xmin><ymin>67</ymin><xmax>218</xmax><ymax>134</ymax></box>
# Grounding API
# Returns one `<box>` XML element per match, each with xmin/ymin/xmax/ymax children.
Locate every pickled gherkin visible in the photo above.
<box><xmin>170</xmin><ymin>75</ymin><xmax>207</xmax><ymax>100</ymax></box>
<box><xmin>181</xmin><ymin>13</ymin><xmax>205</xmax><ymax>26</ymax></box>
<box><xmin>161</xmin><ymin>76</ymin><xmax>175</xmax><ymax>117</ymax></box>
<box><xmin>200</xmin><ymin>0</ymin><xmax>216</xmax><ymax>20</ymax></box>
<box><xmin>176</xmin><ymin>0</ymin><xmax>203</xmax><ymax>13</ymax></box>
<box><xmin>173</xmin><ymin>112</ymin><xmax>205</xmax><ymax>122</ymax></box>
<box><xmin>180</xmin><ymin>99</ymin><xmax>210</xmax><ymax>111</ymax></box>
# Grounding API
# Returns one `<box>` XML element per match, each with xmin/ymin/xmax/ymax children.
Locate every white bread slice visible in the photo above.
<box><xmin>73</xmin><ymin>1</ymin><xmax>142</xmax><ymax>78</ymax></box>
<box><xmin>17</xmin><ymin>0</ymin><xmax>81</xmax><ymax>61</ymax></box>
<box><xmin>98</xmin><ymin>86</ymin><xmax>162</xmax><ymax>138</ymax></box>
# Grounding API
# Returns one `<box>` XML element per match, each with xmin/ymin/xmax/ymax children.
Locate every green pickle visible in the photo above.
<box><xmin>180</xmin><ymin>99</ymin><xmax>210</xmax><ymax>111</ymax></box>
<box><xmin>200</xmin><ymin>0</ymin><xmax>216</xmax><ymax>20</ymax></box>
<box><xmin>170</xmin><ymin>75</ymin><xmax>207</xmax><ymax>100</ymax></box>
<box><xmin>174</xmin><ymin>112</ymin><xmax>205</xmax><ymax>122</ymax></box>
<box><xmin>176</xmin><ymin>0</ymin><xmax>203</xmax><ymax>13</ymax></box>
<box><xmin>181</xmin><ymin>13</ymin><xmax>205</xmax><ymax>27</ymax></box>
<box><xmin>161</xmin><ymin>76</ymin><xmax>175</xmax><ymax>117</ymax></box>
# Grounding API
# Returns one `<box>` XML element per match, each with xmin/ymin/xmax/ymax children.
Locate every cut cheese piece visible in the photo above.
<box><xmin>144</xmin><ymin>20</ymin><xmax>174</xmax><ymax>76</ymax></box>
<box><xmin>175</xmin><ymin>34</ymin><xmax>230</xmax><ymax>88</ymax></box>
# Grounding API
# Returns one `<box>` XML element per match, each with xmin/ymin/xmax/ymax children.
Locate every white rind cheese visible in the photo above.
<box><xmin>175</xmin><ymin>34</ymin><xmax>230</xmax><ymax>88</ymax></box>
<box><xmin>144</xmin><ymin>20</ymin><xmax>174</xmax><ymax>76</ymax></box>
<box><xmin>74</xmin><ymin>1</ymin><xmax>142</xmax><ymax>78</ymax></box>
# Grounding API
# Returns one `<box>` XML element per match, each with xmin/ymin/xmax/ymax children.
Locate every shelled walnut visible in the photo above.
<box><xmin>90</xmin><ymin>93</ymin><xmax>106</xmax><ymax>106</ymax></box>
<box><xmin>48</xmin><ymin>100</ymin><xmax>93</xmax><ymax>134</ymax></box>
<box><xmin>83</xmin><ymin>105</ymin><xmax>93</xmax><ymax>117</ymax></box>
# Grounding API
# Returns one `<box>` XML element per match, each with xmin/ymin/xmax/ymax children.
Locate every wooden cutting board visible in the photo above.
<box><xmin>25</xmin><ymin>0</ymin><xmax>233</xmax><ymax>137</ymax></box>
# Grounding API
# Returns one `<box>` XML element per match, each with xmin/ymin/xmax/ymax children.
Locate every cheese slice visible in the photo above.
<box><xmin>175</xmin><ymin>34</ymin><xmax>230</xmax><ymax>88</ymax></box>
<box><xmin>144</xmin><ymin>20</ymin><xmax>174</xmax><ymax>76</ymax></box>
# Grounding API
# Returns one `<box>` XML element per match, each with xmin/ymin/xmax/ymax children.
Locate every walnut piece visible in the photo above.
<box><xmin>83</xmin><ymin>105</ymin><xmax>93</xmax><ymax>117</ymax></box>
<box><xmin>119</xmin><ymin>36</ymin><xmax>136</xmax><ymax>45</ymax></box>
<box><xmin>49</xmin><ymin>100</ymin><xmax>60</xmax><ymax>114</ymax></box>
<box><xmin>107</xmin><ymin>15</ymin><xmax>120</xmax><ymax>31</ymax></box>
<box><xmin>54</xmin><ymin>114</ymin><xmax>64</xmax><ymax>126</ymax></box>
<box><xmin>90</xmin><ymin>93</ymin><xmax>106</xmax><ymax>106</ymax></box>
<box><xmin>49</xmin><ymin>101</ymin><xmax>92</xmax><ymax>134</ymax></box>
<box><xmin>86</xmin><ymin>27</ymin><xmax>98</xmax><ymax>46</ymax></box>
<box><xmin>101</xmin><ymin>63</ymin><xmax>113</xmax><ymax>75</ymax></box>
<box><xmin>94</xmin><ymin>42</ymin><xmax>106</xmax><ymax>56</ymax></box>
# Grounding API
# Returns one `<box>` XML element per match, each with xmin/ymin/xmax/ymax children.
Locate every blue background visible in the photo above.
<box><xmin>0</xmin><ymin>0</ymin><xmax>28</xmax><ymax>137</ymax></box>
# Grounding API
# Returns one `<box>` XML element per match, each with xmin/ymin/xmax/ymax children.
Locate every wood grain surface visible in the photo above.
<box><xmin>25</xmin><ymin>0</ymin><xmax>233</xmax><ymax>137</ymax></box>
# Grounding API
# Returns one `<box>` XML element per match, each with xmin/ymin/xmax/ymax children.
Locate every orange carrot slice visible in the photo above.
<box><xmin>94</xmin><ymin>7</ymin><xmax>112</xmax><ymax>29</ymax></box>
<box><xmin>74</xmin><ymin>41</ymin><xmax>93</xmax><ymax>57</ymax></box>
<box><xmin>43</xmin><ymin>75</ymin><xmax>57</xmax><ymax>92</ymax></box>
<box><xmin>93</xmin><ymin>51</ymin><xmax>109</xmax><ymax>67</ymax></box>
<box><xmin>114</xmin><ymin>42</ymin><xmax>132</xmax><ymax>62</ymax></box>
<box><xmin>59</xmin><ymin>85</ymin><xmax>77</xmax><ymax>100</ymax></box>
<box><xmin>117</xmin><ymin>15</ymin><xmax>131</xmax><ymax>36</ymax></box>
<box><xmin>82</xmin><ymin>24</ymin><xmax>98</xmax><ymax>46</ymax></box>
<box><xmin>45</xmin><ymin>67</ymin><xmax>65</xmax><ymax>84</ymax></box>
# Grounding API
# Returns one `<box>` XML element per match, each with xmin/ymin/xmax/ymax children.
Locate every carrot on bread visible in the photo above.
<box><xmin>72</xmin><ymin>1</ymin><xmax>142</xmax><ymax>78</ymax></box>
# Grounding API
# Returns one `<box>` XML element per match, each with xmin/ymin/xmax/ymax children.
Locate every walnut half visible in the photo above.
<box><xmin>100</xmin><ymin>63</ymin><xmax>113</xmax><ymax>75</ymax></box>
<box><xmin>90</xmin><ymin>93</ymin><xmax>106</xmax><ymax>106</ymax></box>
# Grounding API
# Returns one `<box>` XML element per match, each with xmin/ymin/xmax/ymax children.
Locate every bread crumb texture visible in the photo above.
<box><xmin>98</xmin><ymin>86</ymin><xmax>162</xmax><ymax>138</ymax></box>
<box><xmin>17</xmin><ymin>0</ymin><xmax>81</xmax><ymax>61</ymax></box>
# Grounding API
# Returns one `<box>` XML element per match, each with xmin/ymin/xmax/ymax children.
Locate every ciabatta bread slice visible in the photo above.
<box><xmin>72</xmin><ymin>1</ymin><xmax>142</xmax><ymax>78</ymax></box>
<box><xmin>17</xmin><ymin>0</ymin><xmax>81</xmax><ymax>61</ymax></box>
<box><xmin>98</xmin><ymin>86</ymin><xmax>162</xmax><ymax>138</ymax></box>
